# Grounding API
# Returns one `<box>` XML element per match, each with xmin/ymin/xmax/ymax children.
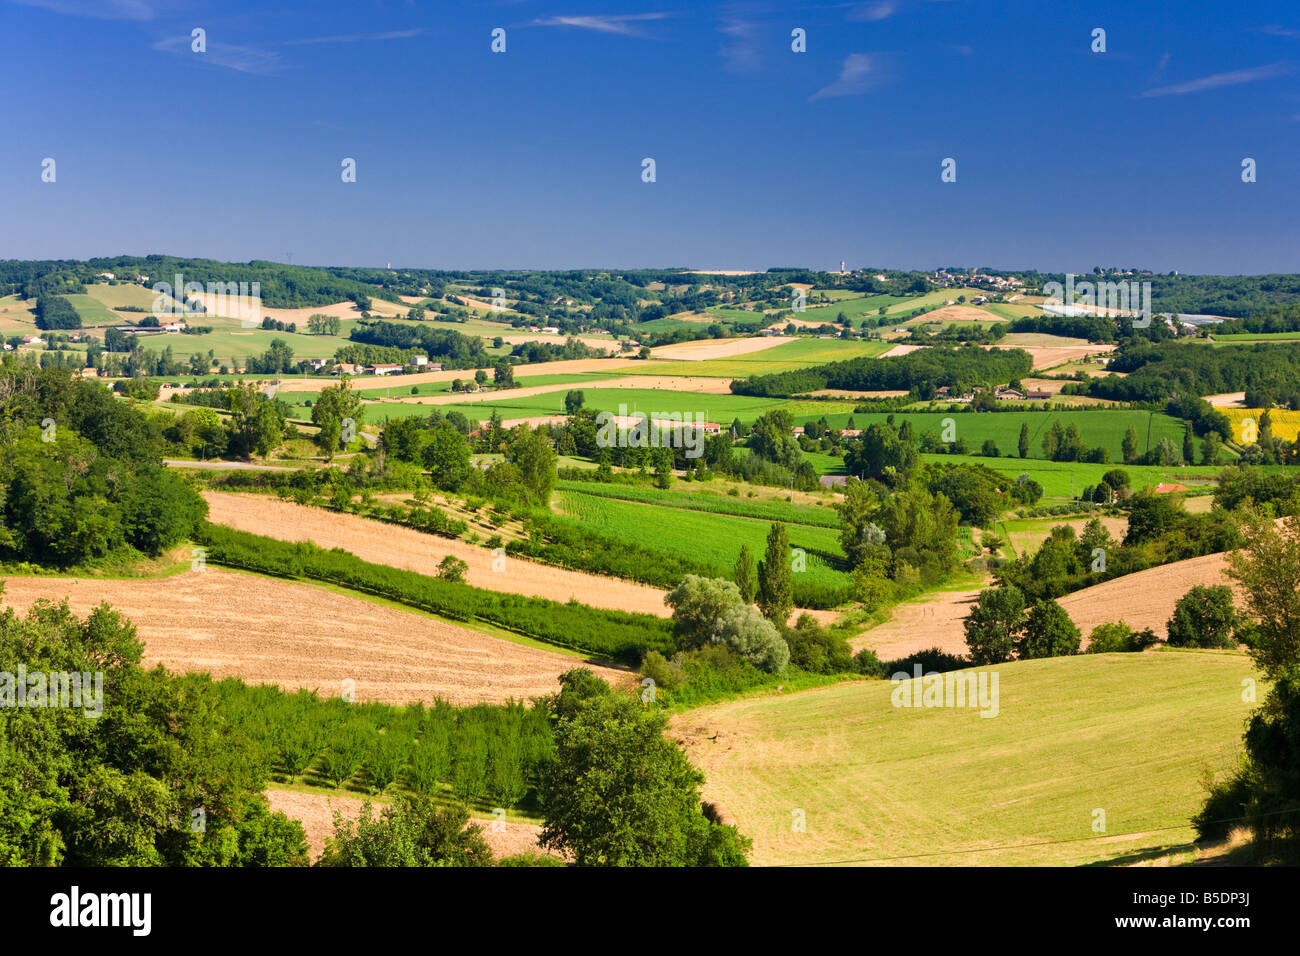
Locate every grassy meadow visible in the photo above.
<box><xmin>678</xmin><ymin>649</ymin><xmax>1258</xmax><ymax>866</ymax></box>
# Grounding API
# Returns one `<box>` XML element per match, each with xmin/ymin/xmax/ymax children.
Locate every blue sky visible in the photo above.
<box><xmin>2</xmin><ymin>0</ymin><xmax>1298</xmax><ymax>273</ymax></box>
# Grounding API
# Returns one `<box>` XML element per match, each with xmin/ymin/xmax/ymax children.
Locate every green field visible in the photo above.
<box><xmin>355</xmin><ymin>371</ymin><xmax>626</xmax><ymax>400</ymax></box>
<box><xmin>634</xmin><ymin>337</ymin><xmax>893</xmax><ymax>378</ymax></box>
<box><xmin>79</xmin><ymin>282</ymin><xmax>172</xmax><ymax>312</ymax></box>
<box><xmin>418</xmin><ymin>387</ymin><xmax>786</xmax><ymax>425</ymax></box>
<box><xmin>554</xmin><ymin>479</ymin><xmax>843</xmax><ymax>527</ymax></box>
<box><xmin>553</xmin><ymin>487</ymin><xmax>851</xmax><ymax>591</ymax></box>
<box><xmin>680</xmin><ymin>649</ymin><xmax>1257</xmax><ymax>866</ymax></box>
<box><xmin>885</xmin><ymin>287</ymin><xmax>987</xmax><ymax>315</ymax></box>
<box><xmin>1210</xmin><ymin>331</ymin><xmax>1300</xmax><ymax>343</ymax></box>
<box><xmin>980</xmin><ymin>302</ymin><xmax>1044</xmax><ymax>321</ymax></box>
<box><xmin>920</xmin><ymin>453</ymin><xmax>1225</xmax><ymax>499</ymax></box>
<box><xmin>0</xmin><ymin>295</ymin><xmax>37</xmax><ymax>334</ymax></box>
<box><xmin>63</xmin><ymin>294</ymin><xmax>124</xmax><ymax>326</ymax></box>
<box><xmin>789</xmin><ymin>409</ymin><xmax>1188</xmax><ymax>464</ymax></box>
<box><xmin>801</xmin><ymin>293</ymin><xmax>911</xmax><ymax>324</ymax></box>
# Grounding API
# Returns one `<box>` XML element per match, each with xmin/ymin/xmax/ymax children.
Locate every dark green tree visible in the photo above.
<box><xmin>757</xmin><ymin>523</ymin><xmax>794</xmax><ymax>625</ymax></box>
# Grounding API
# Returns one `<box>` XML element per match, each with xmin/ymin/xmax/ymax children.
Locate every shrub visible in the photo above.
<box><xmin>436</xmin><ymin>555</ymin><xmax>469</xmax><ymax>583</ymax></box>
<box><xmin>1167</xmin><ymin>585</ymin><xmax>1238</xmax><ymax>649</ymax></box>
<box><xmin>1017</xmin><ymin>599</ymin><xmax>1081</xmax><ymax>659</ymax></box>
<box><xmin>1085</xmin><ymin>621</ymin><xmax>1159</xmax><ymax>654</ymax></box>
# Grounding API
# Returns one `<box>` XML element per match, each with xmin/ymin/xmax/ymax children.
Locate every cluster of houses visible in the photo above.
<box><xmin>309</xmin><ymin>355</ymin><xmax>444</xmax><ymax>376</ymax></box>
<box><xmin>113</xmin><ymin>321</ymin><xmax>186</xmax><ymax>335</ymax></box>
<box><xmin>935</xmin><ymin>385</ymin><xmax>1052</xmax><ymax>403</ymax></box>
<box><xmin>929</xmin><ymin>271</ymin><xmax>1026</xmax><ymax>292</ymax></box>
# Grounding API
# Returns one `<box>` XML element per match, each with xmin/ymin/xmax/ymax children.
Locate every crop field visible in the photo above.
<box><xmin>885</xmin><ymin>288</ymin><xmax>987</xmax><ymax>315</ymax></box>
<box><xmin>995</xmin><ymin>514</ymin><xmax>1129</xmax><ymax>557</ymax></box>
<box><xmin>626</xmin><ymin>337</ymin><xmax>893</xmax><ymax>378</ymax></box>
<box><xmin>203</xmin><ymin>490</ymin><xmax>672</xmax><ymax>617</ymax></box>
<box><xmin>1210</xmin><ymin>331</ymin><xmax>1300</xmax><ymax>343</ymax></box>
<box><xmin>356</xmin><ymin>371</ymin><xmax>627</xmax><ymax>400</ymax></box>
<box><xmin>426</xmin><ymin>387</ymin><xmax>786</xmax><ymax>424</ymax></box>
<box><xmin>979</xmin><ymin>302</ymin><xmax>1044</xmax><ymax>321</ymax></box>
<box><xmin>0</xmin><ymin>568</ymin><xmax>625</xmax><ymax>706</ymax></box>
<box><xmin>0</xmin><ymin>295</ymin><xmax>37</xmax><ymax>335</ymax></box>
<box><xmin>63</xmin><ymin>294</ymin><xmax>123</xmax><ymax>326</ymax></box>
<box><xmin>676</xmin><ymin>650</ymin><xmax>1257</xmax><ymax>866</ymax></box>
<box><xmin>800</xmin><ymin>293</ymin><xmax>911</xmax><ymax>323</ymax></box>
<box><xmin>78</xmin><ymin>282</ymin><xmax>173</xmax><ymax>313</ymax></box>
<box><xmin>554</xmin><ymin>479</ymin><xmax>843</xmax><ymax>527</ymax></box>
<box><xmin>921</xmin><ymin>453</ymin><xmax>1225</xmax><ymax>498</ymax></box>
<box><xmin>1221</xmin><ymin>407</ymin><xmax>1300</xmax><ymax>443</ymax></box>
<box><xmin>552</xmin><ymin>488</ymin><xmax>851</xmax><ymax>591</ymax></box>
<box><xmin>785</xmin><ymin>409</ymin><xmax>1187</xmax><ymax>463</ymax></box>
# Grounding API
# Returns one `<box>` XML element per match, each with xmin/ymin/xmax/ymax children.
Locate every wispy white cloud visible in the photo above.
<box><xmin>810</xmin><ymin>53</ymin><xmax>880</xmax><ymax>100</ymax></box>
<box><xmin>8</xmin><ymin>0</ymin><xmax>154</xmax><ymax>20</ymax></box>
<box><xmin>1139</xmin><ymin>61</ymin><xmax>1290</xmax><ymax>97</ymax></box>
<box><xmin>848</xmin><ymin>2</ymin><xmax>896</xmax><ymax>22</ymax></box>
<box><xmin>278</xmin><ymin>29</ymin><xmax>426</xmax><ymax>47</ymax></box>
<box><xmin>153</xmin><ymin>35</ymin><xmax>281</xmax><ymax>76</ymax></box>
<box><xmin>718</xmin><ymin>17</ymin><xmax>760</xmax><ymax>72</ymax></box>
<box><xmin>527</xmin><ymin>13</ymin><xmax>670</xmax><ymax>37</ymax></box>
<box><xmin>1262</xmin><ymin>25</ymin><xmax>1300</xmax><ymax>40</ymax></box>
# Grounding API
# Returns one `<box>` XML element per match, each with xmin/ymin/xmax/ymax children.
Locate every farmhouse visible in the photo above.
<box><xmin>996</xmin><ymin>387</ymin><xmax>1026</xmax><ymax>401</ymax></box>
<box><xmin>367</xmin><ymin>363</ymin><xmax>404</xmax><ymax>376</ymax></box>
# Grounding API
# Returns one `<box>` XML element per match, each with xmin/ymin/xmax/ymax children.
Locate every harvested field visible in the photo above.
<box><xmin>0</xmin><ymin>569</ymin><xmax>626</xmax><ymax>706</ymax></box>
<box><xmin>203</xmin><ymin>491</ymin><xmax>672</xmax><ymax>617</ymax></box>
<box><xmin>987</xmin><ymin>337</ymin><xmax>1116</xmax><ymax>371</ymax></box>
<box><xmin>265</xmin><ymin>788</ymin><xmax>553</xmax><ymax>863</ymax></box>
<box><xmin>904</xmin><ymin>305</ymin><xmax>1003</xmax><ymax>324</ymax></box>
<box><xmin>271</xmin><ymin>357</ymin><xmax>644</xmax><ymax>393</ymax></box>
<box><xmin>496</xmin><ymin>333</ymin><xmax>616</xmax><ymax>353</ymax></box>
<box><xmin>803</xmin><ymin>389</ymin><xmax>909</xmax><ymax>400</ymax></box>
<box><xmin>673</xmin><ymin>651</ymin><xmax>1256</xmax><ymax>866</ymax></box>
<box><xmin>379</xmin><ymin>374</ymin><xmax>737</xmax><ymax>407</ymax></box>
<box><xmin>1205</xmin><ymin>392</ymin><xmax>1247</xmax><ymax>408</ymax></box>
<box><xmin>192</xmin><ymin>294</ymin><xmax>405</xmax><ymax>324</ymax></box>
<box><xmin>879</xmin><ymin>343</ymin><xmax>926</xmax><ymax>359</ymax></box>
<box><xmin>649</xmin><ymin>336</ymin><xmax>791</xmax><ymax>361</ymax></box>
<box><xmin>850</xmin><ymin>587</ymin><xmax>984</xmax><ymax>659</ymax></box>
<box><xmin>1057</xmin><ymin>552</ymin><xmax>1234</xmax><ymax>641</ymax></box>
<box><xmin>851</xmin><ymin>550</ymin><xmax>1237</xmax><ymax>660</ymax></box>
<box><xmin>202</xmin><ymin>492</ymin><xmax>835</xmax><ymax>626</ymax></box>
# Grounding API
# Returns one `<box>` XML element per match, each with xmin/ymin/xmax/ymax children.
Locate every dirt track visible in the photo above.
<box><xmin>0</xmin><ymin>569</ymin><xmax>626</xmax><ymax>706</ymax></box>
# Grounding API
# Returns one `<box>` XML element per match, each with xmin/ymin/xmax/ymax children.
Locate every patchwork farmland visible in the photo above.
<box><xmin>3</xmin><ymin>257</ymin><xmax>1298</xmax><ymax>883</ymax></box>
